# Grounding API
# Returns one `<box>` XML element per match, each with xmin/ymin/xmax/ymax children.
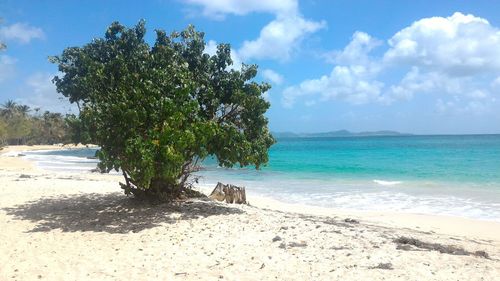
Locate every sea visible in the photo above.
<box><xmin>19</xmin><ymin>135</ymin><xmax>500</xmax><ymax>221</ymax></box>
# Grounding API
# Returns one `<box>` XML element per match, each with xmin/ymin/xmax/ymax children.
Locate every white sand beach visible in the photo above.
<box><xmin>1</xmin><ymin>146</ymin><xmax>499</xmax><ymax>280</ymax></box>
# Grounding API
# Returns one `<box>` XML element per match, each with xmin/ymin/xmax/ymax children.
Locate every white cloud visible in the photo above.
<box><xmin>185</xmin><ymin>0</ymin><xmax>325</xmax><ymax>61</ymax></box>
<box><xmin>388</xmin><ymin>68</ymin><xmax>432</xmax><ymax>101</ymax></box>
<box><xmin>283</xmin><ymin>12</ymin><xmax>500</xmax><ymax>114</ymax></box>
<box><xmin>204</xmin><ymin>39</ymin><xmax>242</xmax><ymax>70</ymax></box>
<box><xmin>16</xmin><ymin>73</ymin><xmax>76</xmax><ymax>113</ymax></box>
<box><xmin>435</xmin><ymin>98</ymin><xmax>454</xmax><ymax>114</ymax></box>
<box><xmin>261</xmin><ymin>69</ymin><xmax>284</xmax><ymax>85</ymax></box>
<box><xmin>0</xmin><ymin>55</ymin><xmax>16</xmax><ymax>82</ymax></box>
<box><xmin>262</xmin><ymin>91</ymin><xmax>270</xmax><ymax>101</ymax></box>
<box><xmin>466</xmin><ymin>89</ymin><xmax>489</xmax><ymax>100</ymax></box>
<box><xmin>463</xmin><ymin>100</ymin><xmax>490</xmax><ymax>114</ymax></box>
<box><xmin>389</xmin><ymin>67</ymin><xmax>460</xmax><ymax>100</ymax></box>
<box><xmin>0</xmin><ymin>23</ymin><xmax>45</xmax><ymax>44</ymax></box>
<box><xmin>388</xmin><ymin>66</ymin><xmax>495</xmax><ymax>104</ymax></box>
<box><xmin>282</xmin><ymin>65</ymin><xmax>385</xmax><ymax>107</ymax></box>
<box><xmin>282</xmin><ymin>31</ymin><xmax>386</xmax><ymax>107</ymax></box>
<box><xmin>384</xmin><ymin>12</ymin><xmax>500</xmax><ymax>76</ymax></box>
<box><xmin>324</xmin><ymin>31</ymin><xmax>382</xmax><ymax>66</ymax></box>
<box><xmin>204</xmin><ymin>40</ymin><xmax>218</xmax><ymax>56</ymax></box>
<box><xmin>436</xmin><ymin>98</ymin><xmax>491</xmax><ymax>115</ymax></box>
<box><xmin>238</xmin><ymin>15</ymin><xmax>325</xmax><ymax>61</ymax></box>
<box><xmin>386</xmin><ymin>11</ymin><xmax>500</xmax><ymax>107</ymax></box>
<box><xmin>183</xmin><ymin>0</ymin><xmax>297</xmax><ymax>19</ymax></box>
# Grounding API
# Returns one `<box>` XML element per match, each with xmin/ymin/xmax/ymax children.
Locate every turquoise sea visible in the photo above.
<box><xmin>20</xmin><ymin>134</ymin><xmax>500</xmax><ymax>221</ymax></box>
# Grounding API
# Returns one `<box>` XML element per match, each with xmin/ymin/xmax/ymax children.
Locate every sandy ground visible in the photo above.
<box><xmin>1</xmin><ymin>145</ymin><xmax>499</xmax><ymax>280</ymax></box>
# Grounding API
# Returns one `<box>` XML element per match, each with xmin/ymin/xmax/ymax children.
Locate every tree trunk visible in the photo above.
<box><xmin>209</xmin><ymin>182</ymin><xmax>246</xmax><ymax>204</ymax></box>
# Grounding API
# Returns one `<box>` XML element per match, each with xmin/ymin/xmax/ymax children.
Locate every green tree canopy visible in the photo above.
<box><xmin>51</xmin><ymin>20</ymin><xmax>275</xmax><ymax>200</ymax></box>
<box><xmin>0</xmin><ymin>100</ymin><xmax>70</xmax><ymax>145</ymax></box>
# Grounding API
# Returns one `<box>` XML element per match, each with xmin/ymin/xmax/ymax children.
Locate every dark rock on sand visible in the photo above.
<box><xmin>370</xmin><ymin>263</ymin><xmax>394</xmax><ymax>270</ymax></box>
<box><xmin>288</xmin><ymin>241</ymin><xmax>307</xmax><ymax>248</ymax></box>
<box><xmin>344</xmin><ymin>218</ymin><xmax>359</xmax><ymax>224</ymax></box>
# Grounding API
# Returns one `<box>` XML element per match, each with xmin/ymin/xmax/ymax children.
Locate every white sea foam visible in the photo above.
<box><xmin>373</xmin><ymin>179</ymin><xmax>402</xmax><ymax>186</ymax></box>
<box><xmin>38</xmin><ymin>165</ymin><xmax>97</xmax><ymax>170</ymax></box>
<box><xmin>1</xmin><ymin>151</ymin><xmax>24</xmax><ymax>157</ymax></box>
<box><xmin>195</xmin><ymin>174</ymin><xmax>500</xmax><ymax>222</ymax></box>
<box><xmin>21</xmin><ymin>149</ymin><xmax>99</xmax><ymax>173</ymax></box>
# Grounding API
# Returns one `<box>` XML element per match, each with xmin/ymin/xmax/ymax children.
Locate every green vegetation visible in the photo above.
<box><xmin>51</xmin><ymin>21</ymin><xmax>275</xmax><ymax>200</ymax></box>
<box><xmin>0</xmin><ymin>100</ymin><xmax>71</xmax><ymax>146</ymax></box>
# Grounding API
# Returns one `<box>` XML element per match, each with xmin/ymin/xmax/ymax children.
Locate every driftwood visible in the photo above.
<box><xmin>209</xmin><ymin>182</ymin><xmax>246</xmax><ymax>204</ymax></box>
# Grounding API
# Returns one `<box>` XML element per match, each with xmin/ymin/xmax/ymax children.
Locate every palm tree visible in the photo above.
<box><xmin>0</xmin><ymin>100</ymin><xmax>18</xmax><ymax>118</ymax></box>
<box><xmin>16</xmin><ymin>104</ymin><xmax>31</xmax><ymax>117</ymax></box>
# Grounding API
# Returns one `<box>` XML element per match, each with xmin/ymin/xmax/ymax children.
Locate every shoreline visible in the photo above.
<box><xmin>1</xmin><ymin>145</ymin><xmax>499</xmax><ymax>280</ymax></box>
<box><xmin>0</xmin><ymin>144</ymin><xmax>94</xmax><ymax>172</ymax></box>
<box><xmin>4</xmin><ymin>144</ymin><xmax>500</xmax><ymax>242</ymax></box>
<box><xmin>245</xmin><ymin>194</ymin><xmax>500</xmax><ymax>242</ymax></box>
<box><xmin>195</xmin><ymin>183</ymin><xmax>500</xmax><ymax>242</ymax></box>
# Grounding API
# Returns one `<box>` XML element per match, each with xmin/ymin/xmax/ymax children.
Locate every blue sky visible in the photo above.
<box><xmin>1</xmin><ymin>0</ymin><xmax>500</xmax><ymax>134</ymax></box>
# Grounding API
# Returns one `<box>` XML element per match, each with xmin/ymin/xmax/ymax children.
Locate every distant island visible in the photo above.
<box><xmin>272</xmin><ymin>130</ymin><xmax>412</xmax><ymax>138</ymax></box>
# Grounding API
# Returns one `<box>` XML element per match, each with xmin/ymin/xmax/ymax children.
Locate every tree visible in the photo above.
<box><xmin>1</xmin><ymin>100</ymin><xmax>18</xmax><ymax>119</ymax></box>
<box><xmin>51</xmin><ymin>21</ymin><xmax>275</xmax><ymax>200</ymax></box>
<box><xmin>40</xmin><ymin>111</ymin><xmax>67</xmax><ymax>144</ymax></box>
<box><xmin>0</xmin><ymin>100</ymin><xmax>30</xmax><ymax>144</ymax></box>
<box><xmin>0</xmin><ymin>118</ymin><xmax>7</xmax><ymax>146</ymax></box>
<box><xmin>0</xmin><ymin>100</ymin><xmax>71</xmax><ymax>145</ymax></box>
<box><xmin>16</xmin><ymin>104</ymin><xmax>31</xmax><ymax>117</ymax></box>
<box><xmin>4</xmin><ymin>115</ymin><xmax>30</xmax><ymax>145</ymax></box>
<box><xmin>64</xmin><ymin>114</ymin><xmax>91</xmax><ymax>144</ymax></box>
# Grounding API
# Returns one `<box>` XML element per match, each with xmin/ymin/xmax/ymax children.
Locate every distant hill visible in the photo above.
<box><xmin>272</xmin><ymin>130</ymin><xmax>411</xmax><ymax>139</ymax></box>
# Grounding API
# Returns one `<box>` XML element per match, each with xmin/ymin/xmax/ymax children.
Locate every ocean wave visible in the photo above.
<box><xmin>28</xmin><ymin>156</ymin><xmax>99</xmax><ymax>163</ymax></box>
<box><xmin>22</xmin><ymin>149</ymin><xmax>98</xmax><ymax>173</ymax></box>
<box><xmin>373</xmin><ymin>179</ymin><xmax>402</xmax><ymax>186</ymax></box>
<box><xmin>38</xmin><ymin>164</ymin><xmax>96</xmax><ymax>170</ymax></box>
<box><xmin>1</xmin><ymin>151</ymin><xmax>25</xmax><ymax>157</ymax></box>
